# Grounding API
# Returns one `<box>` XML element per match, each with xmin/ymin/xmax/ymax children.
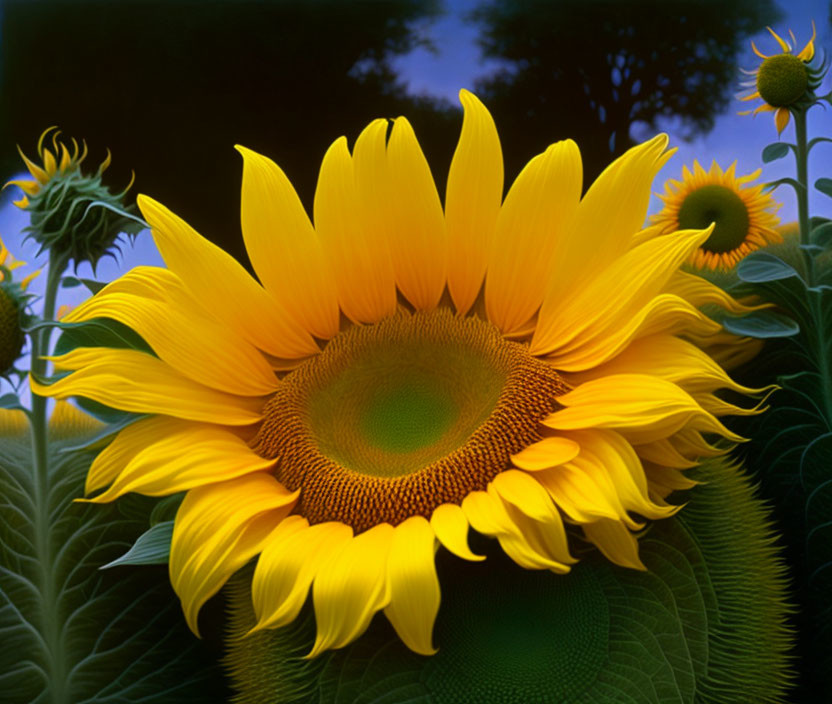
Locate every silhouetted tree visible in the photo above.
<box><xmin>471</xmin><ymin>0</ymin><xmax>780</xmax><ymax>187</ymax></box>
<box><xmin>0</xmin><ymin>0</ymin><xmax>454</xmax><ymax>263</ymax></box>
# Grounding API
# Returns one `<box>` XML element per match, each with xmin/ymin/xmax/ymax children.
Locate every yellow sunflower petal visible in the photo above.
<box><xmin>314</xmin><ymin>136</ymin><xmax>396</xmax><ymax>324</ymax></box>
<box><xmin>766</xmin><ymin>26</ymin><xmax>791</xmax><ymax>53</ymax></box>
<box><xmin>533</xmin><ymin>463</ymin><xmax>622</xmax><ymax>524</ymax></box>
<box><xmin>491</xmin><ymin>469</ymin><xmax>560</xmax><ymax>524</ymax></box>
<box><xmin>462</xmin><ymin>490</ymin><xmax>570</xmax><ymax>571</ymax></box>
<box><xmin>3</xmin><ymin>179</ymin><xmax>40</xmax><ymax>196</ymax></box>
<box><xmin>533</xmin><ymin>226</ymin><xmax>711</xmax><ymax>358</ymax></box>
<box><xmin>544</xmin><ymin>373</ymin><xmax>743</xmax><ymax>444</ymax></box>
<box><xmin>775</xmin><ymin>108</ymin><xmax>790</xmax><ymax>135</ymax></box>
<box><xmin>0</xmin><ymin>408</ymin><xmax>28</xmax><ymax>437</ymax></box>
<box><xmin>564</xmin><ymin>334</ymin><xmax>757</xmax><ymax>396</ymax></box>
<box><xmin>386</xmin><ymin>117</ymin><xmax>447</xmax><ymax>311</ymax></box>
<box><xmin>544</xmin><ymin>134</ymin><xmax>674</xmax><ymax>307</ymax></box>
<box><xmin>308</xmin><ymin>523</ymin><xmax>394</xmax><ymax>657</ymax></box>
<box><xmin>170</xmin><ymin>473</ymin><xmax>298</xmax><ymax>636</ymax></box>
<box><xmin>559</xmin><ymin>429</ymin><xmax>675</xmax><ymax>521</ymax></box>
<box><xmin>66</xmin><ymin>289</ymin><xmax>277</xmax><ymax>396</ymax></box>
<box><xmin>751</xmin><ymin>41</ymin><xmax>770</xmax><ymax>59</ymax></box>
<box><xmin>17</xmin><ymin>146</ymin><xmax>49</xmax><ymax>184</ymax></box>
<box><xmin>84</xmin><ymin>422</ymin><xmax>275</xmax><ymax>502</ymax></box>
<box><xmin>490</xmin><ymin>484</ymin><xmax>574</xmax><ymax>569</ymax></box>
<box><xmin>510</xmin><ymin>436</ymin><xmax>581</xmax><ymax>471</ymax></box>
<box><xmin>664</xmin><ymin>271</ymin><xmax>766</xmax><ymax>315</ymax></box>
<box><xmin>48</xmin><ymin>401</ymin><xmax>103</xmax><ymax>440</ymax></box>
<box><xmin>251</xmin><ymin>518</ymin><xmax>353</xmax><ymax>632</ymax></box>
<box><xmin>137</xmin><ymin>194</ymin><xmax>318</xmax><ymax>359</ymax></box>
<box><xmin>33</xmin><ymin>348</ymin><xmax>265</xmax><ymax>425</ymax></box>
<box><xmin>485</xmin><ymin>139</ymin><xmax>582</xmax><ymax>334</ymax></box>
<box><xmin>85</xmin><ymin>416</ymin><xmax>172</xmax><ymax>494</ymax></box>
<box><xmin>430</xmin><ymin>503</ymin><xmax>484</xmax><ymax>561</ymax></box>
<box><xmin>583</xmin><ymin>518</ymin><xmax>645</xmax><ymax>570</ymax></box>
<box><xmin>797</xmin><ymin>21</ymin><xmax>816</xmax><ymax>61</ymax></box>
<box><xmin>237</xmin><ymin>146</ymin><xmax>340</xmax><ymax>340</ymax></box>
<box><xmin>384</xmin><ymin>516</ymin><xmax>440</xmax><ymax>656</ymax></box>
<box><xmin>445</xmin><ymin>89</ymin><xmax>503</xmax><ymax>315</ymax></box>
<box><xmin>634</xmin><ymin>437</ymin><xmax>698</xmax><ymax>469</ymax></box>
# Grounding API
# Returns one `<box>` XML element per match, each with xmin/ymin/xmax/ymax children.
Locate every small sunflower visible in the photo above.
<box><xmin>652</xmin><ymin>160</ymin><xmax>782</xmax><ymax>271</ymax></box>
<box><xmin>738</xmin><ymin>22</ymin><xmax>823</xmax><ymax>134</ymax></box>
<box><xmin>33</xmin><ymin>91</ymin><xmax>760</xmax><ymax>657</ymax></box>
<box><xmin>4</xmin><ymin>127</ymin><xmax>135</xmax><ymax>268</ymax></box>
<box><xmin>0</xmin><ymin>237</ymin><xmax>38</xmax><ymax>377</ymax></box>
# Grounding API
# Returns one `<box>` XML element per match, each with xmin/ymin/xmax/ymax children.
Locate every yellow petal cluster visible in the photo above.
<box><xmin>31</xmin><ymin>90</ymin><xmax>760</xmax><ymax>657</ymax></box>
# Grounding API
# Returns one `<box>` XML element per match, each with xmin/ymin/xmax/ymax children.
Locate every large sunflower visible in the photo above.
<box><xmin>32</xmin><ymin>90</ymin><xmax>758</xmax><ymax>657</ymax></box>
<box><xmin>652</xmin><ymin>160</ymin><xmax>782</xmax><ymax>271</ymax></box>
<box><xmin>738</xmin><ymin>22</ymin><xmax>821</xmax><ymax>134</ymax></box>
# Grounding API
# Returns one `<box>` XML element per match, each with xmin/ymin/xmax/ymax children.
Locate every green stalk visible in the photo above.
<box><xmin>793</xmin><ymin>108</ymin><xmax>813</xmax><ymax>278</ymax></box>
<box><xmin>792</xmin><ymin>109</ymin><xmax>831</xmax><ymax>421</ymax></box>
<box><xmin>29</xmin><ymin>251</ymin><xmax>68</xmax><ymax>704</ymax></box>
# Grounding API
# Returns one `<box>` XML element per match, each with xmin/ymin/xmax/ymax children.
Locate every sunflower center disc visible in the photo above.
<box><xmin>677</xmin><ymin>184</ymin><xmax>750</xmax><ymax>254</ymax></box>
<box><xmin>757</xmin><ymin>54</ymin><xmax>809</xmax><ymax>107</ymax></box>
<box><xmin>252</xmin><ymin>308</ymin><xmax>567</xmax><ymax>532</ymax></box>
<box><xmin>0</xmin><ymin>287</ymin><xmax>24</xmax><ymax>374</ymax></box>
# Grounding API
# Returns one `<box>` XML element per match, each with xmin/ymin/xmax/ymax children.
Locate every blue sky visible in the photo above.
<box><xmin>2</xmin><ymin>0</ymin><xmax>831</xmax><ymax>399</ymax></box>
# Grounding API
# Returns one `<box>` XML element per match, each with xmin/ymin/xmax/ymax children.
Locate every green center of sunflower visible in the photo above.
<box><xmin>252</xmin><ymin>308</ymin><xmax>567</xmax><ymax>531</ymax></box>
<box><xmin>677</xmin><ymin>184</ymin><xmax>750</xmax><ymax>254</ymax></box>
<box><xmin>756</xmin><ymin>54</ymin><xmax>809</xmax><ymax>107</ymax></box>
<box><xmin>0</xmin><ymin>286</ymin><xmax>25</xmax><ymax>375</ymax></box>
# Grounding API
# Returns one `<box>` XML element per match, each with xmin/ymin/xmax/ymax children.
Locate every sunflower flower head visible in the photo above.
<box><xmin>4</xmin><ymin>127</ymin><xmax>136</xmax><ymax>269</ymax></box>
<box><xmin>652</xmin><ymin>160</ymin><xmax>782</xmax><ymax>271</ymax></box>
<box><xmin>32</xmin><ymin>90</ymin><xmax>766</xmax><ymax>657</ymax></box>
<box><xmin>739</xmin><ymin>21</ymin><xmax>826</xmax><ymax>134</ymax></box>
<box><xmin>0</xmin><ymin>237</ymin><xmax>38</xmax><ymax>377</ymax></box>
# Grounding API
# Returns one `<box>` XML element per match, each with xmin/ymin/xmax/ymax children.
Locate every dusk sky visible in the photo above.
<box><xmin>2</xmin><ymin>0</ymin><xmax>831</xmax><ymax>399</ymax></box>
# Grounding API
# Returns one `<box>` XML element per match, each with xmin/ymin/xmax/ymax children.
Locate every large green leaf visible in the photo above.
<box><xmin>0</xmin><ymin>413</ymin><xmax>228</xmax><ymax>703</ymax></box>
<box><xmin>223</xmin><ymin>457</ymin><xmax>792</xmax><ymax>704</ymax></box>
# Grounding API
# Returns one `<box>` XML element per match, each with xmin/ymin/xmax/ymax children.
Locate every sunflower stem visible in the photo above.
<box><xmin>793</xmin><ymin>108</ymin><xmax>814</xmax><ymax>279</ymax></box>
<box><xmin>28</xmin><ymin>250</ymin><xmax>69</xmax><ymax>704</ymax></box>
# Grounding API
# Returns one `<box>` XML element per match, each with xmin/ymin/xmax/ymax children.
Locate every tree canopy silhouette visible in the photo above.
<box><xmin>471</xmin><ymin>0</ymin><xmax>780</xmax><ymax>187</ymax></box>
<box><xmin>0</xmin><ymin>0</ymin><xmax>454</xmax><ymax>262</ymax></box>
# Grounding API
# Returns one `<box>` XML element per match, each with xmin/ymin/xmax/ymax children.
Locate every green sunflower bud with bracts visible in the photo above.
<box><xmin>738</xmin><ymin>22</ymin><xmax>828</xmax><ymax>135</ymax></box>
<box><xmin>0</xmin><ymin>237</ymin><xmax>38</xmax><ymax>378</ymax></box>
<box><xmin>4</xmin><ymin>127</ymin><xmax>138</xmax><ymax>270</ymax></box>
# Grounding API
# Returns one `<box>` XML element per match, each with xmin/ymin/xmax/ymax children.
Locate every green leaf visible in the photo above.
<box><xmin>149</xmin><ymin>492</ymin><xmax>185</xmax><ymax>526</ymax></box>
<box><xmin>0</xmin><ymin>417</ymin><xmax>228</xmax><ymax>702</ymax></box>
<box><xmin>762</xmin><ymin>142</ymin><xmax>790</xmax><ymax>163</ymax></box>
<box><xmin>764</xmin><ymin>177</ymin><xmax>805</xmax><ymax>195</ymax></box>
<box><xmin>815</xmin><ymin>178</ymin><xmax>832</xmax><ymax>198</ymax></box>
<box><xmin>101</xmin><ymin>520</ymin><xmax>173</xmax><ymax>569</ymax></box>
<box><xmin>52</xmin><ymin>318</ymin><xmax>154</xmax><ymax>356</ymax></box>
<box><xmin>0</xmin><ymin>393</ymin><xmax>27</xmax><ymax>413</ymax></box>
<box><xmin>736</xmin><ymin>251</ymin><xmax>800</xmax><ymax>283</ymax></box>
<box><xmin>808</xmin><ymin>136</ymin><xmax>832</xmax><ymax>152</ymax></box>
<box><xmin>723</xmin><ymin>311</ymin><xmax>800</xmax><ymax>338</ymax></box>
<box><xmin>812</xmin><ymin>222</ymin><xmax>832</xmax><ymax>247</ymax></box>
<box><xmin>61</xmin><ymin>276</ymin><xmax>107</xmax><ymax>295</ymax></box>
<box><xmin>224</xmin><ymin>457</ymin><xmax>793</xmax><ymax>704</ymax></box>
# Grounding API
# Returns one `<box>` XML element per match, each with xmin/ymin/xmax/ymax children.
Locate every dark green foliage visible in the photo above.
<box><xmin>223</xmin><ymin>457</ymin><xmax>792</xmax><ymax>704</ymax></box>
<box><xmin>731</xmin><ymin>240</ymin><xmax>832</xmax><ymax>698</ymax></box>
<box><xmin>0</xmin><ymin>414</ymin><xmax>228</xmax><ymax>703</ymax></box>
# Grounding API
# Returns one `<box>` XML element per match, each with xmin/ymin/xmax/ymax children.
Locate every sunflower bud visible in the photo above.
<box><xmin>4</xmin><ymin>127</ymin><xmax>137</xmax><ymax>269</ymax></box>
<box><xmin>0</xmin><ymin>239</ymin><xmax>37</xmax><ymax>377</ymax></box>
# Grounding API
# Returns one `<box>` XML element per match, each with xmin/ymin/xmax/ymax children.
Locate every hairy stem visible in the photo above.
<box><xmin>29</xmin><ymin>252</ymin><xmax>68</xmax><ymax>704</ymax></box>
